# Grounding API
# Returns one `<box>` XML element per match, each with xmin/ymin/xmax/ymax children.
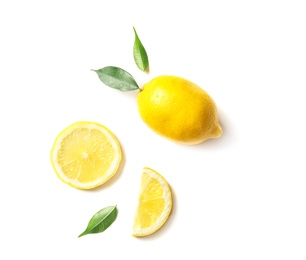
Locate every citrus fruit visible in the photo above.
<box><xmin>137</xmin><ymin>75</ymin><xmax>222</xmax><ymax>144</ymax></box>
<box><xmin>132</xmin><ymin>167</ymin><xmax>172</xmax><ymax>237</ymax></box>
<box><xmin>50</xmin><ymin>121</ymin><xmax>122</xmax><ymax>190</ymax></box>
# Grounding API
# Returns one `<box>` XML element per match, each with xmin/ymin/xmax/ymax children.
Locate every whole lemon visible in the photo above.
<box><xmin>137</xmin><ymin>76</ymin><xmax>222</xmax><ymax>144</ymax></box>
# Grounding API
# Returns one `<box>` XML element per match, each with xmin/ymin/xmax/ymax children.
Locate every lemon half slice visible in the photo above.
<box><xmin>50</xmin><ymin>121</ymin><xmax>122</xmax><ymax>190</ymax></box>
<box><xmin>133</xmin><ymin>167</ymin><xmax>172</xmax><ymax>237</ymax></box>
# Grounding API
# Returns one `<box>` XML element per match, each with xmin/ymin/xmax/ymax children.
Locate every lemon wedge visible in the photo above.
<box><xmin>133</xmin><ymin>167</ymin><xmax>172</xmax><ymax>237</ymax></box>
<box><xmin>50</xmin><ymin>121</ymin><xmax>122</xmax><ymax>189</ymax></box>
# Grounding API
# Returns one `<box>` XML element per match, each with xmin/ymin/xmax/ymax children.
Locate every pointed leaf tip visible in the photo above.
<box><xmin>133</xmin><ymin>27</ymin><xmax>149</xmax><ymax>72</ymax></box>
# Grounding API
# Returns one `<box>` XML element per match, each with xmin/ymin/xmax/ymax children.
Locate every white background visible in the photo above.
<box><xmin>1</xmin><ymin>0</ymin><xmax>306</xmax><ymax>259</ymax></box>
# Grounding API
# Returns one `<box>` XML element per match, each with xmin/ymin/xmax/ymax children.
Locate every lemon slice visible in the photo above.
<box><xmin>132</xmin><ymin>167</ymin><xmax>172</xmax><ymax>237</ymax></box>
<box><xmin>50</xmin><ymin>121</ymin><xmax>122</xmax><ymax>190</ymax></box>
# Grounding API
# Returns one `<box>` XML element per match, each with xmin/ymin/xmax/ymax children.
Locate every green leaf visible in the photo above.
<box><xmin>92</xmin><ymin>66</ymin><xmax>139</xmax><ymax>91</ymax></box>
<box><xmin>133</xmin><ymin>27</ymin><xmax>149</xmax><ymax>71</ymax></box>
<box><xmin>78</xmin><ymin>205</ymin><xmax>118</xmax><ymax>238</ymax></box>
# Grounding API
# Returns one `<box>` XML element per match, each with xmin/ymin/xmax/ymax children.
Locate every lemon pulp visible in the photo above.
<box><xmin>50</xmin><ymin>121</ymin><xmax>122</xmax><ymax>189</ymax></box>
<box><xmin>133</xmin><ymin>167</ymin><xmax>172</xmax><ymax>237</ymax></box>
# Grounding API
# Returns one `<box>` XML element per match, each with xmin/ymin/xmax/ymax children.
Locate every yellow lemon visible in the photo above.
<box><xmin>137</xmin><ymin>75</ymin><xmax>222</xmax><ymax>144</ymax></box>
<box><xmin>133</xmin><ymin>167</ymin><xmax>172</xmax><ymax>237</ymax></box>
<box><xmin>50</xmin><ymin>121</ymin><xmax>122</xmax><ymax>189</ymax></box>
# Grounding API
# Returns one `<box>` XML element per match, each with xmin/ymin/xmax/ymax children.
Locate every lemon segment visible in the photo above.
<box><xmin>133</xmin><ymin>167</ymin><xmax>172</xmax><ymax>237</ymax></box>
<box><xmin>50</xmin><ymin>121</ymin><xmax>122</xmax><ymax>190</ymax></box>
